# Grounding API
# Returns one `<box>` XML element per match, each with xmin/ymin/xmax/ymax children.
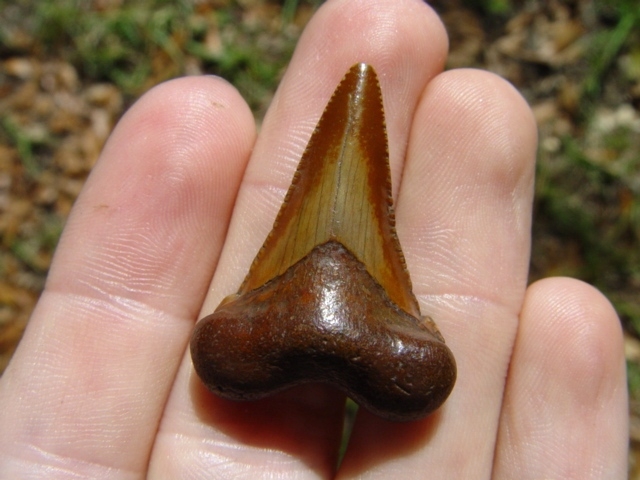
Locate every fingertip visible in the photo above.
<box><xmin>101</xmin><ymin>75</ymin><xmax>255</xmax><ymax>177</ymax></box>
<box><xmin>522</xmin><ymin>276</ymin><xmax>624</xmax><ymax>392</ymax></box>
<box><xmin>410</xmin><ymin>68</ymin><xmax>537</xmax><ymax>192</ymax></box>
<box><xmin>399</xmin><ymin>68</ymin><xmax>538</xmax><ymax>307</ymax></box>
<box><xmin>259</xmin><ymin>0</ymin><xmax>450</xmax><ymax>191</ymax></box>
<box><xmin>494</xmin><ymin>277</ymin><xmax>628</xmax><ymax>478</ymax></box>
<box><xmin>293</xmin><ymin>0</ymin><xmax>448</xmax><ymax>77</ymax></box>
<box><xmin>50</xmin><ymin>75</ymin><xmax>256</xmax><ymax>309</ymax></box>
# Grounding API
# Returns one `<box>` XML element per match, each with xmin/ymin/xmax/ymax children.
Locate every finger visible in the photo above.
<box><xmin>202</xmin><ymin>0</ymin><xmax>449</xmax><ymax>311</ymax></box>
<box><xmin>493</xmin><ymin>277</ymin><xmax>628</xmax><ymax>478</ymax></box>
<box><xmin>339</xmin><ymin>70</ymin><xmax>537</xmax><ymax>478</ymax></box>
<box><xmin>0</xmin><ymin>77</ymin><xmax>255</xmax><ymax>478</ymax></box>
<box><xmin>149</xmin><ymin>0</ymin><xmax>450</xmax><ymax>477</ymax></box>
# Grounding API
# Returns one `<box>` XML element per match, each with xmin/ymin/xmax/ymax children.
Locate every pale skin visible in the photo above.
<box><xmin>0</xmin><ymin>0</ymin><xmax>628</xmax><ymax>478</ymax></box>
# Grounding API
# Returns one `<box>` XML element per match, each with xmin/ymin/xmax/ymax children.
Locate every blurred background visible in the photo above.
<box><xmin>1</xmin><ymin>0</ymin><xmax>639</xmax><ymax>475</ymax></box>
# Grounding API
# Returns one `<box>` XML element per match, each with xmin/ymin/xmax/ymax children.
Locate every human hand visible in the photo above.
<box><xmin>0</xmin><ymin>1</ymin><xmax>628</xmax><ymax>478</ymax></box>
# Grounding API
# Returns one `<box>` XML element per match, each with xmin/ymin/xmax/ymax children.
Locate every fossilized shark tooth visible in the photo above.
<box><xmin>190</xmin><ymin>63</ymin><xmax>456</xmax><ymax>422</ymax></box>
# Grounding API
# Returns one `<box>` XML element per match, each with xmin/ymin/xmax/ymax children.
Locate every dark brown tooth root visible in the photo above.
<box><xmin>190</xmin><ymin>63</ymin><xmax>456</xmax><ymax>422</ymax></box>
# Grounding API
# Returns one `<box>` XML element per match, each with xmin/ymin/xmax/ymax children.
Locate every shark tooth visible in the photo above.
<box><xmin>190</xmin><ymin>63</ymin><xmax>456</xmax><ymax>422</ymax></box>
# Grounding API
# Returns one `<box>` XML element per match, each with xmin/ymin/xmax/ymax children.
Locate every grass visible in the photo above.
<box><xmin>1</xmin><ymin>116</ymin><xmax>41</xmax><ymax>178</ymax></box>
<box><xmin>34</xmin><ymin>0</ymin><xmax>196</xmax><ymax>94</ymax></box>
<box><xmin>535</xmin><ymin>142</ymin><xmax>635</xmax><ymax>282</ymax></box>
<box><xmin>581</xmin><ymin>0</ymin><xmax>640</xmax><ymax>119</ymax></box>
<box><xmin>530</xmin><ymin>0</ymin><xmax>640</xmax><ymax>348</ymax></box>
<box><xmin>534</xmin><ymin>129</ymin><xmax>640</xmax><ymax>330</ymax></box>
<box><xmin>18</xmin><ymin>0</ymin><xmax>314</xmax><ymax>115</ymax></box>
